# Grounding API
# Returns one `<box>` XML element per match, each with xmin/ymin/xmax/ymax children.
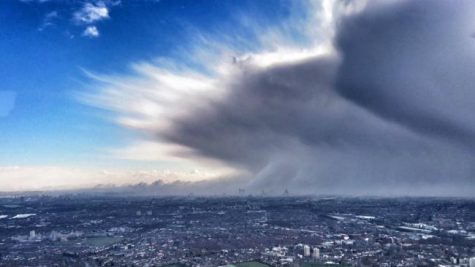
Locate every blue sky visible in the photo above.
<box><xmin>0</xmin><ymin>0</ymin><xmax>293</xmax><ymax>167</ymax></box>
<box><xmin>4</xmin><ymin>0</ymin><xmax>472</xmax><ymax>196</ymax></box>
<box><xmin>0</xmin><ymin>0</ymin><xmax>323</xmax><ymax>191</ymax></box>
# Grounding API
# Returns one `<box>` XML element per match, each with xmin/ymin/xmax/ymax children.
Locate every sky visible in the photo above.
<box><xmin>0</xmin><ymin>0</ymin><xmax>474</xmax><ymax>196</ymax></box>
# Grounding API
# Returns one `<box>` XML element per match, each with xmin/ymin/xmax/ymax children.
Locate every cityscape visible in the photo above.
<box><xmin>0</xmin><ymin>195</ymin><xmax>474</xmax><ymax>266</ymax></box>
<box><xmin>2</xmin><ymin>0</ymin><xmax>475</xmax><ymax>266</ymax></box>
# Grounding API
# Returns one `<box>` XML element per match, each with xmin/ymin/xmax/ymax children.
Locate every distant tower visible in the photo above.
<box><xmin>29</xmin><ymin>230</ymin><xmax>36</xmax><ymax>239</ymax></box>
<box><xmin>312</xmin><ymin>247</ymin><xmax>320</xmax><ymax>259</ymax></box>
<box><xmin>238</xmin><ymin>188</ymin><xmax>245</xmax><ymax>195</ymax></box>
<box><xmin>283</xmin><ymin>189</ymin><xmax>289</xmax><ymax>196</ymax></box>
<box><xmin>303</xmin><ymin>245</ymin><xmax>311</xmax><ymax>257</ymax></box>
<box><xmin>50</xmin><ymin>230</ymin><xmax>59</xmax><ymax>241</ymax></box>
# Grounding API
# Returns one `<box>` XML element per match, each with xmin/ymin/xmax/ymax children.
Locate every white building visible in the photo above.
<box><xmin>29</xmin><ymin>230</ymin><xmax>36</xmax><ymax>240</ymax></box>
<box><xmin>312</xmin><ymin>247</ymin><xmax>320</xmax><ymax>259</ymax></box>
<box><xmin>303</xmin><ymin>245</ymin><xmax>311</xmax><ymax>257</ymax></box>
<box><xmin>469</xmin><ymin>257</ymin><xmax>475</xmax><ymax>267</ymax></box>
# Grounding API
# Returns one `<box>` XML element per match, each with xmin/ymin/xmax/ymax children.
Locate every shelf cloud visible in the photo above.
<box><xmin>81</xmin><ymin>0</ymin><xmax>475</xmax><ymax>196</ymax></box>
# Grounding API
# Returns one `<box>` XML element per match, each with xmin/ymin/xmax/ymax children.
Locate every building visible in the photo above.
<box><xmin>469</xmin><ymin>257</ymin><xmax>475</xmax><ymax>267</ymax></box>
<box><xmin>303</xmin><ymin>245</ymin><xmax>310</xmax><ymax>257</ymax></box>
<box><xmin>312</xmin><ymin>247</ymin><xmax>320</xmax><ymax>259</ymax></box>
<box><xmin>29</xmin><ymin>230</ymin><xmax>35</xmax><ymax>239</ymax></box>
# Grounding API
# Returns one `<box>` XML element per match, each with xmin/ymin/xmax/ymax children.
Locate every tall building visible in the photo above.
<box><xmin>49</xmin><ymin>230</ymin><xmax>60</xmax><ymax>241</ymax></box>
<box><xmin>312</xmin><ymin>247</ymin><xmax>320</xmax><ymax>259</ymax></box>
<box><xmin>29</xmin><ymin>230</ymin><xmax>35</xmax><ymax>239</ymax></box>
<box><xmin>283</xmin><ymin>189</ymin><xmax>289</xmax><ymax>196</ymax></box>
<box><xmin>469</xmin><ymin>257</ymin><xmax>475</xmax><ymax>267</ymax></box>
<box><xmin>303</xmin><ymin>245</ymin><xmax>311</xmax><ymax>257</ymax></box>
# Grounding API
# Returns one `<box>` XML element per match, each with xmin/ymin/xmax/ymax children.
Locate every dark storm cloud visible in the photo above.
<box><xmin>335</xmin><ymin>0</ymin><xmax>475</xmax><ymax>148</ymax></box>
<box><xmin>152</xmin><ymin>0</ymin><xmax>475</xmax><ymax>196</ymax></box>
<box><xmin>83</xmin><ymin>0</ymin><xmax>475</xmax><ymax>196</ymax></box>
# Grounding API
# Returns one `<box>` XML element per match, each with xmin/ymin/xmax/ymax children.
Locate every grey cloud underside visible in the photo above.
<box><xmin>155</xmin><ymin>0</ymin><xmax>475</xmax><ymax>196</ymax></box>
<box><xmin>336</xmin><ymin>0</ymin><xmax>475</xmax><ymax>149</ymax></box>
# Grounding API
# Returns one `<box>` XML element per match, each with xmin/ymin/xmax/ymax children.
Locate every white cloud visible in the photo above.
<box><xmin>77</xmin><ymin>0</ymin><xmax>475</xmax><ymax>196</ymax></box>
<box><xmin>38</xmin><ymin>11</ymin><xmax>58</xmax><ymax>31</ymax></box>
<box><xmin>78</xmin><ymin>0</ymin><xmax>347</xmax><ymax>173</ymax></box>
<box><xmin>83</xmin><ymin>26</ymin><xmax>99</xmax><ymax>37</ymax></box>
<box><xmin>73</xmin><ymin>2</ymin><xmax>109</xmax><ymax>24</ymax></box>
<box><xmin>0</xmin><ymin>166</ymin><xmax>224</xmax><ymax>192</ymax></box>
<box><xmin>45</xmin><ymin>10</ymin><xmax>58</xmax><ymax>19</ymax></box>
<box><xmin>103</xmin><ymin>140</ymin><xmax>239</xmax><ymax>178</ymax></box>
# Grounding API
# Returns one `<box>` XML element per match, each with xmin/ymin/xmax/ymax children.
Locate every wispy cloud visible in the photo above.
<box><xmin>73</xmin><ymin>1</ymin><xmax>113</xmax><ymax>38</ymax></box>
<box><xmin>38</xmin><ymin>10</ymin><xmax>58</xmax><ymax>31</ymax></box>
<box><xmin>83</xmin><ymin>25</ymin><xmax>99</xmax><ymax>37</ymax></box>
<box><xmin>78</xmin><ymin>0</ymin><xmax>475</xmax><ymax>196</ymax></box>
<box><xmin>73</xmin><ymin>2</ymin><xmax>109</xmax><ymax>24</ymax></box>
